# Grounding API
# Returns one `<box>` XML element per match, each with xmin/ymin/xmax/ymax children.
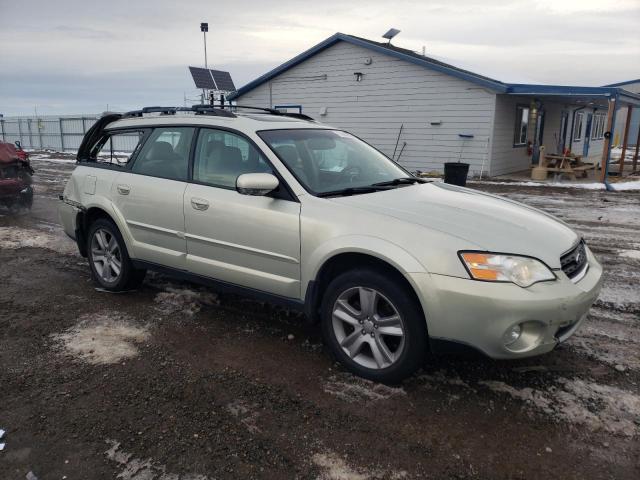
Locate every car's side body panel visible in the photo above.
<box><xmin>111</xmin><ymin>172</ymin><xmax>188</xmax><ymax>270</ymax></box>
<box><xmin>184</xmin><ymin>182</ymin><xmax>302</xmax><ymax>298</ymax></box>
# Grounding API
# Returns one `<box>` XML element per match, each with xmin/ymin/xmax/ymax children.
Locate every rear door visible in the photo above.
<box><xmin>112</xmin><ymin>127</ymin><xmax>195</xmax><ymax>270</ymax></box>
<box><xmin>184</xmin><ymin>128</ymin><xmax>301</xmax><ymax>298</ymax></box>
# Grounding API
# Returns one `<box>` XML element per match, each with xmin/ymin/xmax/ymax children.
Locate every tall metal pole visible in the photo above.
<box><xmin>200</xmin><ymin>22</ymin><xmax>209</xmax><ymax>104</ymax></box>
<box><xmin>203</xmin><ymin>30</ymin><xmax>208</xmax><ymax>69</ymax></box>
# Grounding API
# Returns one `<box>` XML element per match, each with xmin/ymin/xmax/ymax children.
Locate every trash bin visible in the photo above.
<box><xmin>444</xmin><ymin>162</ymin><xmax>470</xmax><ymax>186</ymax></box>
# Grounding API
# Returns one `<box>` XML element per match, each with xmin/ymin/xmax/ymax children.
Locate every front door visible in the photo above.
<box><xmin>184</xmin><ymin>128</ymin><xmax>301</xmax><ymax>298</ymax></box>
<box><xmin>583</xmin><ymin>113</ymin><xmax>593</xmax><ymax>157</ymax></box>
<box><xmin>111</xmin><ymin>127</ymin><xmax>195</xmax><ymax>270</ymax></box>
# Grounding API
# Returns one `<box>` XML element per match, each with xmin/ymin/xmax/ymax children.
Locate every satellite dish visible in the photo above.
<box><xmin>382</xmin><ymin>28</ymin><xmax>401</xmax><ymax>44</ymax></box>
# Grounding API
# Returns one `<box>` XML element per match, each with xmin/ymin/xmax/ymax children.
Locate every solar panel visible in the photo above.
<box><xmin>210</xmin><ymin>70</ymin><xmax>236</xmax><ymax>91</ymax></box>
<box><xmin>188</xmin><ymin>66</ymin><xmax>236</xmax><ymax>91</ymax></box>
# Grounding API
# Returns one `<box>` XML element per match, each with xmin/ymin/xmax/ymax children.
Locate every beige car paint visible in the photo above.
<box><xmin>59</xmin><ymin>113</ymin><xmax>603</xmax><ymax>360</ymax></box>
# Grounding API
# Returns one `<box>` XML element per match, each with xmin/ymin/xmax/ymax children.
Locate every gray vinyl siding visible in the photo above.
<box><xmin>235</xmin><ymin>40</ymin><xmax>497</xmax><ymax>175</ymax></box>
<box><xmin>490</xmin><ymin>95</ymin><xmax>531</xmax><ymax>176</ymax></box>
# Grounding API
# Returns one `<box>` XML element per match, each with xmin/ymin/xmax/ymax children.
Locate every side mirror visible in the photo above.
<box><xmin>14</xmin><ymin>140</ymin><xmax>21</xmax><ymax>149</ymax></box>
<box><xmin>236</xmin><ymin>173</ymin><xmax>279</xmax><ymax>196</ymax></box>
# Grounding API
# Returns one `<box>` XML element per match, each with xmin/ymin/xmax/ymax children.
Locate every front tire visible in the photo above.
<box><xmin>87</xmin><ymin>218</ymin><xmax>146</xmax><ymax>291</ymax></box>
<box><xmin>321</xmin><ymin>268</ymin><xmax>428</xmax><ymax>384</ymax></box>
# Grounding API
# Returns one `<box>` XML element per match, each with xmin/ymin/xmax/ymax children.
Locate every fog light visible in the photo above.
<box><xmin>503</xmin><ymin>324</ymin><xmax>522</xmax><ymax>346</ymax></box>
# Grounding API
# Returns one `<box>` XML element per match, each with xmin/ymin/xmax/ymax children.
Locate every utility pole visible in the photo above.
<box><xmin>200</xmin><ymin>22</ymin><xmax>208</xmax><ymax>103</ymax></box>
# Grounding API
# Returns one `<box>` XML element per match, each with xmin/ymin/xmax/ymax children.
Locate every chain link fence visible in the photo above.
<box><xmin>0</xmin><ymin>115</ymin><xmax>100</xmax><ymax>151</ymax></box>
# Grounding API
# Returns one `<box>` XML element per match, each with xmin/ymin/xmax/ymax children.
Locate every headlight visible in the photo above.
<box><xmin>459</xmin><ymin>252</ymin><xmax>555</xmax><ymax>288</ymax></box>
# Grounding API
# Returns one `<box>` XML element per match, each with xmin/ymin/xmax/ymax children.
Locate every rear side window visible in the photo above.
<box><xmin>92</xmin><ymin>131</ymin><xmax>145</xmax><ymax>166</ymax></box>
<box><xmin>193</xmin><ymin>128</ymin><xmax>272</xmax><ymax>189</ymax></box>
<box><xmin>132</xmin><ymin>127</ymin><xmax>195</xmax><ymax>181</ymax></box>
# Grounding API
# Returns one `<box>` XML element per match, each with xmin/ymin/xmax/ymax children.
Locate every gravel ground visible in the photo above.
<box><xmin>1</xmin><ymin>153</ymin><xmax>639</xmax><ymax>479</ymax></box>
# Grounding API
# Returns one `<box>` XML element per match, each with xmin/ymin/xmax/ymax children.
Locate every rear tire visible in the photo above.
<box><xmin>321</xmin><ymin>268</ymin><xmax>428</xmax><ymax>384</ymax></box>
<box><xmin>87</xmin><ymin>218</ymin><xmax>146</xmax><ymax>291</ymax></box>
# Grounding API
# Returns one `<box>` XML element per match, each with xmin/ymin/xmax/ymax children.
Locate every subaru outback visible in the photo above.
<box><xmin>59</xmin><ymin>106</ymin><xmax>603</xmax><ymax>383</ymax></box>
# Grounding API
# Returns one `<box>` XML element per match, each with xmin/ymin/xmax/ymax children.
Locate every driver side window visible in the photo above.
<box><xmin>193</xmin><ymin>128</ymin><xmax>273</xmax><ymax>189</ymax></box>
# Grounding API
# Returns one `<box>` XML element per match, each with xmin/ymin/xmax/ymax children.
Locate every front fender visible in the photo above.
<box><xmin>303</xmin><ymin>234</ymin><xmax>428</xmax><ymax>287</ymax></box>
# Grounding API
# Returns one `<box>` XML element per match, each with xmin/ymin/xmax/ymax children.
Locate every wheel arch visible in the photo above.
<box><xmin>75</xmin><ymin>204</ymin><xmax>132</xmax><ymax>257</ymax></box>
<box><xmin>304</xmin><ymin>249</ymin><xmax>428</xmax><ymax>334</ymax></box>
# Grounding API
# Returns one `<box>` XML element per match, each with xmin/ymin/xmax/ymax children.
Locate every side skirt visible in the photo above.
<box><xmin>132</xmin><ymin>259</ymin><xmax>306</xmax><ymax>312</ymax></box>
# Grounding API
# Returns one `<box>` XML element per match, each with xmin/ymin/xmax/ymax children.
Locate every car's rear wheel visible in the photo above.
<box><xmin>321</xmin><ymin>268</ymin><xmax>428</xmax><ymax>384</ymax></box>
<box><xmin>87</xmin><ymin>218</ymin><xmax>146</xmax><ymax>291</ymax></box>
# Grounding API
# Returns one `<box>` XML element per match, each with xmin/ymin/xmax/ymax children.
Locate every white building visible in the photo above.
<box><xmin>230</xmin><ymin>33</ymin><xmax>640</xmax><ymax>177</ymax></box>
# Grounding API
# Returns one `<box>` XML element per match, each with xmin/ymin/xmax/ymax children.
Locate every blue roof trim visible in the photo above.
<box><xmin>505</xmin><ymin>84</ymin><xmax>640</xmax><ymax>106</ymax></box>
<box><xmin>505</xmin><ymin>84</ymin><xmax>618</xmax><ymax>96</ymax></box>
<box><xmin>602</xmin><ymin>79</ymin><xmax>640</xmax><ymax>87</ymax></box>
<box><xmin>228</xmin><ymin>32</ymin><xmax>508</xmax><ymax>100</ymax></box>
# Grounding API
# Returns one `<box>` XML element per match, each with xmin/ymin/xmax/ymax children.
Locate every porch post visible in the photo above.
<box><xmin>633</xmin><ymin>123</ymin><xmax>640</xmax><ymax>173</ymax></box>
<box><xmin>600</xmin><ymin>97</ymin><xmax>617</xmax><ymax>183</ymax></box>
<box><xmin>618</xmin><ymin>105</ymin><xmax>632</xmax><ymax>177</ymax></box>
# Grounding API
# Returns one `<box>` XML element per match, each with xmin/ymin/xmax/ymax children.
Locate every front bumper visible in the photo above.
<box><xmin>411</xmin><ymin>248</ymin><xmax>603</xmax><ymax>359</ymax></box>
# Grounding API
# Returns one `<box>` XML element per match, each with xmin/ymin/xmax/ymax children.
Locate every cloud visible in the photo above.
<box><xmin>0</xmin><ymin>0</ymin><xmax>638</xmax><ymax>115</ymax></box>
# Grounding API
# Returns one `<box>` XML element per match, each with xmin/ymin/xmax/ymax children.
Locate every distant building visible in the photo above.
<box><xmin>230</xmin><ymin>33</ymin><xmax>639</xmax><ymax>176</ymax></box>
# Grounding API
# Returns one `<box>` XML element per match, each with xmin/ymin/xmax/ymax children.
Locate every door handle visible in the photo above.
<box><xmin>191</xmin><ymin>197</ymin><xmax>210</xmax><ymax>211</ymax></box>
<box><xmin>116</xmin><ymin>184</ymin><xmax>131</xmax><ymax>195</ymax></box>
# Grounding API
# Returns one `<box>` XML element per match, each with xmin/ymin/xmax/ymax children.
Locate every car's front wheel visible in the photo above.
<box><xmin>87</xmin><ymin>218</ymin><xmax>146</xmax><ymax>291</ymax></box>
<box><xmin>321</xmin><ymin>268</ymin><xmax>428</xmax><ymax>384</ymax></box>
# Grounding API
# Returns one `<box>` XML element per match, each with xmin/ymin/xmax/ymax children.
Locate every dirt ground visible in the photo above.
<box><xmin>1</xmin><ymin>152</ymin><xmax>639</xmax><ymax>480</ymax></box>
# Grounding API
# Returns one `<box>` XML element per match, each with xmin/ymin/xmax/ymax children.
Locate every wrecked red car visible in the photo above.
<box><xmin>0</xmin><ymin>141</ymin><xmax>34</xmax><ymax>210</ymax></box>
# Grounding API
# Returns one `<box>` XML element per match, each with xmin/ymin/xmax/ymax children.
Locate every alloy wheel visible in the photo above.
<box><xmin>91</xmin><ymin>228</ymin><xmax>122</xmax><ymax>284</ymax></box>
<box><xmin>332</xmin><ymin>286</ymin><xmax>406</xmax><ymax>369</ymax></box>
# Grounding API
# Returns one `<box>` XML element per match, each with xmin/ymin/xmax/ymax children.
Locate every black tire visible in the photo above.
<box><xmin>321</xmin><ymin>268</ymin><xmax>428</xmax><ymax>384</ymax></box>
<box><xmin>86</xmin><ymin>217</ymin><xmax>146</xmax><ymax>291</ymax></box>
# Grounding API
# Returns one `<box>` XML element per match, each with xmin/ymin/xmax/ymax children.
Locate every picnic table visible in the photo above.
<box><xmin>538</xmin><ymin>152</ymin><xmax>596</xmax><ymax>180</ymax></box>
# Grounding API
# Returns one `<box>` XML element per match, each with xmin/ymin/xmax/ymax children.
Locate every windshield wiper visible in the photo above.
<box><xmin>317</xmin><ymin>186</ymin><xmax>388</xmax><ymax>197</ymax></box>
<box><xmin>371</xmin><ymin>177</ymin><xmax>426</xmax><ymax>187</ymax></box>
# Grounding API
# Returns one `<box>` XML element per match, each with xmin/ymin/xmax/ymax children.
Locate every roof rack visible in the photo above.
<box><xmin>121</xmin><ymin>104</ymin><xmax>314</xmax><ymax>121</ymax></box>
<box><xmin>231</xmin><ymin>105</ymin><xmax>315</xmax><ymax>121</ymax></box>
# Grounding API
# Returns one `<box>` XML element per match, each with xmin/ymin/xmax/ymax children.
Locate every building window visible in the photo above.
<box><xmin>573</xmin><ymin>112</ymin><xmax>584</xmax><ymax>141</ymax></box>
<box><xmin>513</xmin><ymin>105</ymin><xmax>530</xmax><ymax>146</ymax></box>
<box><xmin>592</xmin><ymin>113</ymin><xmax>606</xmax><ymax>140</ymax></box>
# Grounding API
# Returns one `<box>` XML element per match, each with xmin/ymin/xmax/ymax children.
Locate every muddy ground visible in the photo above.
<box><xmin>1</xmin><ymin>152</ymin><xmax>639</xmax><ymax>479</ymax></box>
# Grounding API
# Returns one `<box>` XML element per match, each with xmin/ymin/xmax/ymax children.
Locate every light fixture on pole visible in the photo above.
<box><xmin>200</xmin><ymin>22</ymin><xmax>209</xmax><ymax>103</ymax></box>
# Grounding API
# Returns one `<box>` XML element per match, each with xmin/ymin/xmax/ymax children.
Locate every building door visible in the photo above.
<box><xmin>583</xmin><ymin>113</ymin><xmax>593</xmax><ymax>157</ymax></box>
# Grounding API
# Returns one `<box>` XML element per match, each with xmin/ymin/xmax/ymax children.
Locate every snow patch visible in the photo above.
<box><xmin>226</xmin><ymin>400</ymin><xmax>261</xmax><ymax>434</ymax></box>
<box><xmin>312</xmin><ymin>452</ymin><xmax>369</xmax><ymax>480</ymax></box>
<box><xmin>619</xmin><ymin>249</ymin><xmax>640</xmax><ymax>260</ymax></box>
<box><xmin>154</xmin><ymin>287</ymin><xmax>219</xmax><ymax>316</ymax></box>
<box><xmin>481</xmin><ymin>378</ymin><xmax>640</xmax><ymax>437</ymax></box>
<box><xmin>0</xmin><ymin>226</ymin><xmax>78</xmax><ymax>255</ymax></box>
<box><xmin>312</xmin><ymin>451</ymin><xmax>407</xmax><ymax>480</ymax></box>
<box><xmin>52</xmin><ymin>312</ymin><xmax>150</xmax><ymax>364</ymax></box>
<box><xmin>106</xmin><ymin>440</ymin><xmax>209</xmax><ymax>479</ymax></box>
<box><xmin>470</xmin><ymin>179</ymin><xmax>640</xmax><ymax>191</ymax></box>
<box><xmin>323</xmin><ymin>372</ymin><xmax>405</xmax><ymax>403</ymax></box>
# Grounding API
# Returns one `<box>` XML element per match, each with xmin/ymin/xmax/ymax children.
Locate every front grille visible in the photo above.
<box><xmin>560</xmin><ymin>241</ymin><xmax>588</xmax><ymax>280</ymax></box>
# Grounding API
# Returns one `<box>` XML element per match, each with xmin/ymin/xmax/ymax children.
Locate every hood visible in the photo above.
<box><xmin>329</xmin><ymin>182</ymin><xmax>578</xmax><ymax>269</ymax></box>
<box><xmin>0</xmin><ymin>142</ymin><xmax>20</xmax><ymax>165</ymax></box>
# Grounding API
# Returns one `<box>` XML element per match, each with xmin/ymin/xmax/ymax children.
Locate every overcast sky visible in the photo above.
<box><xmin>1</xmin><ymin>0</ymin><xmax>638</xmax><ymax>116</ymax></box>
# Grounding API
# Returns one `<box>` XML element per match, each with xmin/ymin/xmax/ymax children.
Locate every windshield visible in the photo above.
<box><xmin>258</xmin><ymin>129</ymin><xmax>413</xmax><ymax>195</ymax></box>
